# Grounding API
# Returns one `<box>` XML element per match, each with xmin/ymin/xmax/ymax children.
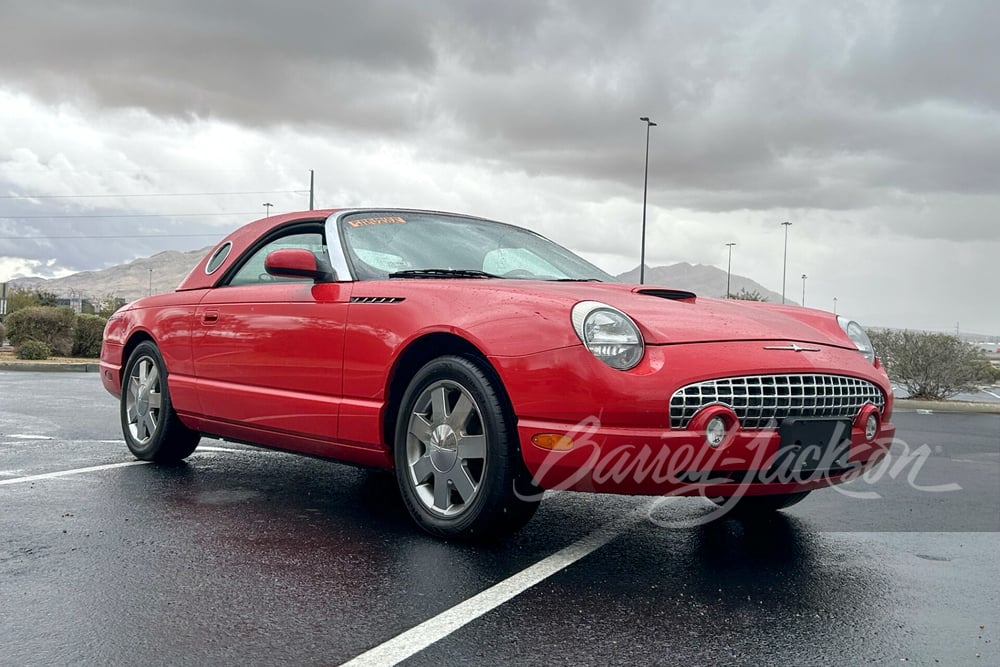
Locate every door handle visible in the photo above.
<box><xmin>202</xmin><ymin>310</ymin><xmax>219</xmax><ymax>324</ymax></box>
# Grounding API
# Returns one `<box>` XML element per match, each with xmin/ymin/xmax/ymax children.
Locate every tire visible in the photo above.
<box><xmin>121</xmin><ymin>341</ymin><xmax>200</xmax><ymax>463</ymax></box>
<box><xmin>394</xmin><ymin>355</ymin><xmax>540</xmax><ymax>540</ymax></box>
<box><xmin>712</xmin><ymin>491</ymin><xmax>811</xmax><ymax>515</ymax></box>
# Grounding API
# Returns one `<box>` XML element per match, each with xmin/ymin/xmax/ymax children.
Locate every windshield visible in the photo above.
<box><xmin>339</xmin><ymin>211</ymin><xmax>616</xmax><ymax>282</ymax></box>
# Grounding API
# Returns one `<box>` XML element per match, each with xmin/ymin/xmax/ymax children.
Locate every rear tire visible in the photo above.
<box><xmin>394</xmin><ymin>355</ymin><xmax>540</xmax><ymax>540</ymax></box>
<box><xmin>121</xmin><ymin>341</ymin><xmax>200</xmax><ymax>463</ymax></box>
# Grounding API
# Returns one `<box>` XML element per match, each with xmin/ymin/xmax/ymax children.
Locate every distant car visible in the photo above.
<box><xmin>101</xmin><ymin>209</ymin><xmax>896</xmax><ymax>539</ymax></box>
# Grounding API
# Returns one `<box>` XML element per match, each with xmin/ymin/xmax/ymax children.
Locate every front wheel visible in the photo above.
<box><xmin>394</xmin><ymin>355</ymin><xmax>540</xmax><ymax>540</ymax></box>
<box><xmin>121</xmin><ymin>341</ymin><xmax>200</xmax><ymax>463</ymax></box>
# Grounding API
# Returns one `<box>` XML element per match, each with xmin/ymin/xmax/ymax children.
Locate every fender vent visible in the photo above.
<box><xmin>350</xmin><ymin>296</ymin><xmax>405</xmax><ymax>304</ymax></box>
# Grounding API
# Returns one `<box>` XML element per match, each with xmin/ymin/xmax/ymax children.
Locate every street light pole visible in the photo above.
<box><xmin>833</xmin><ymin>296</ymin><xmax>838</xmax><ymax>314</ymax></box>
<box><xmin>148</xmin><ymin>268</ymin><xmax>152</xmax><ymax>297</ymax></box>
<box><xmin>781</xmin><ymin>221</ymin><xmax>792</xmax><ymax>304</ymax></box>
<box><xmin>725</xmin><ymin>242</ymin><xmax>736</xmax><ymax>298</ymax></box>
<box><xmin>263</xmin><ymin>202</ymin><xmax>273</xmax><ymax>217</ymax></box>
<box><xmin>639</xmin><ymin>116</ymin><xmax>657</xmax><ymax>284</ymax></box>
<box><xmin>801</xmin><ymin>273</ymin><xmax>807</xmax><ymax>306</ymax></box>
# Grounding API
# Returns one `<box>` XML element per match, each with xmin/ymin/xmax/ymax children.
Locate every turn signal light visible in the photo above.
<box><xmin>531</xmin><ymin>434</ymin><xmax>575</xmax><ymax>450</ymax></box>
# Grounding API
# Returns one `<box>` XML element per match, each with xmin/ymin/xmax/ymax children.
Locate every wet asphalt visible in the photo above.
<box><xmin>1</xmin><ymin>372</ymin><xmax>998</xmax><ymax>666</ymax></box>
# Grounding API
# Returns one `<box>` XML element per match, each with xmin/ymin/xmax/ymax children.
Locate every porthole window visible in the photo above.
<box><xmin>205</xmin><ymin>241</ymin><xmax>233</xmax><ymax>274</ymax></box>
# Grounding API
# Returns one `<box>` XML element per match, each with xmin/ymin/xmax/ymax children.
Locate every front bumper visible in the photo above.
<box><xmin>99</xmin><ymin>340</ymin><xmax>124</xmax><ymax>398</ymax></box>
<box><xmin>495</xmin><ymin>341</ymin><xmax>896</xmax><ymax>497</ymax></box>
<box><xmin>517</xmin><ymin>418</ymin><xmax>895</xmax><ymax>496</ymax></box>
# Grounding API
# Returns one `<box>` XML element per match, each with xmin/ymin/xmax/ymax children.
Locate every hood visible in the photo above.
<box><xmin>518</xmin><ymin>281</ymin><xmax>854</xmax><ymax>348</ymax></box>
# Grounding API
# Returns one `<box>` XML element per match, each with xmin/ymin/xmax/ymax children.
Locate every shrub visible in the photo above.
<box><xmin>869</xmin><ymin>329</ymin><xmax>996</xmax><ymax>400</ymax></box>
<box><xmin>728</xmin><ymin>288</ymin><xmax>768</xmax><ymax>301</ymax></box>
<box><xmin>73</xmin><ymin>314</ymin><xmax>107</xmax><ymax>358</ymax></box>
<box><xmin>15</xmin><ymin>340</ymin><xmax>51</xmax><ymax>360</ymax></box>
<box><xmin>4</xmin><ymin>306</ymin><xmax>76</xmax><ymax>356</ymax></box>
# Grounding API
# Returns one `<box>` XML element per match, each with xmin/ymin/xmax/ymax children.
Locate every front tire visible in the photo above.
<box><xmin>121</xmin><ymin>341</ymin><xmax>200</xmax><ymax>463</ymax></box>
<box><xmin>394</xmin><ymin>355</ymin><xmax>540</xmax><ymax>540</ymax></box>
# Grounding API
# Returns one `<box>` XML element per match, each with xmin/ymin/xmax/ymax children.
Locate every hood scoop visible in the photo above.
<box><xmin>634</xmin><ymin>288</ymin><xmax>697</xmax><ymax>303</ymax></box>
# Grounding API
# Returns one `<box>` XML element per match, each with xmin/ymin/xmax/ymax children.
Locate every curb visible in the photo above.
<box><xmin>894</xmin><ymin>398</ymin><xmax>1000</xmax><ymax>415</ymax></box>
<box><xmin>0</xmin><ymin>362</ymin><xmax>100</xmax><ymax>373</ymax></box>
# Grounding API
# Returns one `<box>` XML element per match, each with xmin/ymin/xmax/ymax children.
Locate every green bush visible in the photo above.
<box><xmin>869</xmin><ymin>329</ymin><xmax>996</xmax><ymax>400</ymax></box>
<box><xmin>73</xmin><ymin>314</ymin><xmax>107</xmax><ymax>358</ymax></box>
<box><xmin>15</xmin><ymin>340</ymin><xmax>51</xmax><ymax>360</ymax></box>
<box><xmin>4</xmin><ymin>306</ymin><xmax>76</xmax><ymax>356</ymax></box>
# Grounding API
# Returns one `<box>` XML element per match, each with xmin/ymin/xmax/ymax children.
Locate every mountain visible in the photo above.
<box><xmin>6</xmin><ymin>251</ymin><xmax>788</xmax><ymax>306</ymax></box>
<box><xmin>8</xmin><ymin>247</ymin><xmax>210</xmax><ymax>301</ymax></box>
<box><xmin>616</xmin><ymin>263</ymin><xmax>791</xmax><ymax>304</ymax></box>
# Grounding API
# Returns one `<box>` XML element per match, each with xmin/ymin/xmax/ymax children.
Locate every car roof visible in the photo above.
<box><xmin>177</xmin><ymin>209</ymin><xmax>340</xmax><ymax>291</ymax></box>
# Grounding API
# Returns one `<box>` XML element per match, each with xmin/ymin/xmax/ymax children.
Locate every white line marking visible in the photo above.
<box><xmin>340</xmin><ymin>516</ymin><xmax>638</xmax><ymax>667</ymax></box>
<box><xmin>0</xmin><ymin>447</ymin><xmax>246</xmax><ymax>487</ymax></box>
<box><xmin>7</xmin><ymin>434</ymin><xmax>54</xmax><ymax>440</ymax></box>
<box><xmin>0</xmin><ymin>460</ymin><xmax>150</xmax><ymax>486</ymax></box>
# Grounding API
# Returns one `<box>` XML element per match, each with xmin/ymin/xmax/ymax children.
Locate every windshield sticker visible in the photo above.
<box><xmin>347</xmin><ymin>216</ymin><xmax>407</xmax><ymax>228</ymax></box>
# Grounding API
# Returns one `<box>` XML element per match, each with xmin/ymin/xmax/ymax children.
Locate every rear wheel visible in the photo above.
<box><xmin>121</xmin><ymin>341</ymin><xmax>200</xmax><ymax>463</ymax></box>
<box><xmin>712</xmin><ymin>491</ymin><xmax>811</xmax><ymax>515</ymax></box>
<box><xmin>394</xmin><ymin>355</ymin><xmax>540</xmax><ymax>540</ymax></box>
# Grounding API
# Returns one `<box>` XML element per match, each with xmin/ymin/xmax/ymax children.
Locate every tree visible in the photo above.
<box><xmin>94</xmin><ymin>294</ymin><xmax>128</xmax><ymax>318</ymax></box>
<box><xmin>868</xmin><ymin>329</ymin><xmax>996</xmax><ymax>400</ymax></box>
<box><xmin>5</xmin><ymin>287</ymin><xmax>59</xmax><ymax>313</ymax></box>
<box><xmin>728</xmin><ymin>288</ymin><xmax>768</xmax><ymax>301</ymax></box>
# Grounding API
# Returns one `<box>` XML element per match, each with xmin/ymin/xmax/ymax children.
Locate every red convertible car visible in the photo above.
<box><xmin>101</xmin><ymin>208</ymin><xmax>895</xmax><ymax>539</ymax></box>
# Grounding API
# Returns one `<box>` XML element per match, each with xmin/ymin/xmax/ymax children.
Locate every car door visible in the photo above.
<box><xmin>191</xmin><ymin>225</ymin><xmax>352</xmax><ymax>446</ymax></box>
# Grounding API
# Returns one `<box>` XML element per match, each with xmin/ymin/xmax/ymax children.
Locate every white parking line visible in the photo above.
<box><xmin>0</xmin><ymin>460</ymin><xmax>150</xmax><ymax>486</ymax></box>
<box><xmin>1</xmin><ymin>443</ymin><xmax>635</xmax><ymax>666</ymax></box>
<box><xmin>340</xmin><ymin>515</ymin><xmax>639</xmax><ymax>667</ymax></box>
<box><xmin>0</xmin><ymin>447</ymin><xmax>246</xmax><ymax>486</ymax></box>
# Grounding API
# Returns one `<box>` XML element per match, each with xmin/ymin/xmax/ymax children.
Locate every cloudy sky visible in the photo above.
<box><xmin>1</xmin><ymin>0</ymin><xmax>998</xmax><ymax>335</ymax></box>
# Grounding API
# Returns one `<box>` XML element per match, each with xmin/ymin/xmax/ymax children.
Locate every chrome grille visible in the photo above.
<box><xmin>669</xmin><ymin>374</ymin><xmax>885</xmax><ymax>429</ymax></box>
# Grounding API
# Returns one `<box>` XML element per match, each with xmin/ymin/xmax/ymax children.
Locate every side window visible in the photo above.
<box><xmin>226</xmin><ymin>231</ymin><xmax>326</xmax><ymax>287</ymax></box>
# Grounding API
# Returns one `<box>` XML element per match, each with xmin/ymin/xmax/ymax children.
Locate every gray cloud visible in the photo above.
<box><xmin>1</xmin><ymin>0</ymin><xmax>999</xmax><ymax>330</ymax></box>
<box><xmin>2</xmin><ymin>0</ymin><xmax>996</xmax><ymax>219</ymax></box>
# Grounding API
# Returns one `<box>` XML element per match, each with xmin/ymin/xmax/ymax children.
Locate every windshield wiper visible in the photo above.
<box><xmin>389</xmin><ymin>268</ymin><xmax>500</xmax><ymax>279</ymax></box>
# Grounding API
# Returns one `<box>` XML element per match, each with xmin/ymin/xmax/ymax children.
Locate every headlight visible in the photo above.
<box><xmin>571</xmin><ymin>301</ymin><xmax>644</xmax><ymax>370</ymax></box>
<box><xmin>837</xmin><ymin>315</ymin><xmax>875</xmax><ymax>364</ymax></box>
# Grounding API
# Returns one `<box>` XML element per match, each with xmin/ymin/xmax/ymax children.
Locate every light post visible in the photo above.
<box><xmin>639</xmin><ymin>116</ymin><xmax>657</xmax><ymax>284</ymax></box>
<box><xmin>263</xmin><ymin>202</ymin><xmax>273</xmax><ymax>217</ymax></box>
<box><xmin>833</xmin><ymin>296</ymin><xmax>838</xmax><ymax>314</ymax></box>
<box><xmin>801</xmin><ymin>273</ymin><xmax>807</xmax><ymax>306</ymax></box>
<box><xmin>781</xmin><ymin>221</ymin><xmax>792</xmax><ymax>304</ymax></box>
<box><xmin>725</xmin><ymin>242</ymin><xmax>736</xmax><ymax>298</ymax></box>
<box><xmin>148</xmin><ymin>268</ymin><xmax>152</xmax><ymax>297</ymax></box>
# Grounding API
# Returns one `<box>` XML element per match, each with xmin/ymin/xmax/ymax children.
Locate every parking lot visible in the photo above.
<box><xmin>2</xmin><ymin>371</ymin><xmax>998</xmax><ymax>666</ymax></box>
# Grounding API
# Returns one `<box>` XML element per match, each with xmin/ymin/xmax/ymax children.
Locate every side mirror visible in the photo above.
<box><xmin>264</xmin><ymin>248</ymin><xmax>335</xmax><ymax>282</ymax></box>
